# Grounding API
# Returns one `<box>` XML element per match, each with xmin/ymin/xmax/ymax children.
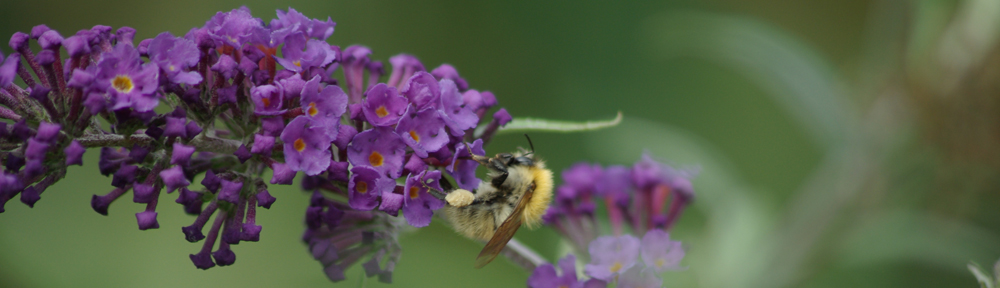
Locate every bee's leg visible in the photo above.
<box><xmin>488</xmin><ymin>158</ymin><xmax>509</xmax><ymax>188</ymax></box>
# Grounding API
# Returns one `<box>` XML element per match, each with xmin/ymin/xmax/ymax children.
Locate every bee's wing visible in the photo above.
<box><xmin>474</xmin><ymin>183</ymin><xmax>535</xmax><ymax>268</ymax></box>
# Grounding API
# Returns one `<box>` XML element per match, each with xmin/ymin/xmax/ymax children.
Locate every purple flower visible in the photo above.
<box><xmin>257</xmin><ymin>190</ymin><xmax>276</xmax><ymax>209</ymax></box>
<box><xmin>300</xmin><ymin>76</ymin><xmax>347</xmax><ymax>139</ymax></box>
<box><xmin>64</xmin><ymin>141</ymin><xmax>85</xmax><ymax>166</ymax></box>
<box><xmin>616</xmin><ymin>266</ymin><xmax>662</xmax><ymax>288</ymax></box>
<box><xmin>0</xmin><ymin>53</ymin><xmax>20</xmax><ymax>88</ymax></box>
<box><xmin>584</xmin><ymin>235</ymin><xmax>640</xmax><ymax>281</ymax></box>
<box><xmin>348</xmin><ymin>166</ymin><xmax>394</xmax><ymax>210</ymax></box>
<box><xmin>274</xmin><ymin>33</ymin><xmax>335</xmax><ymax>73</ymax></box>
<box><xmin>133</xmin><ymin>183</ymin><xmax>157</xmax><ymax>203</ymax></box>
<box><xmin>362</xmin><ymin>83</ymin><xmax>408</xmax><ymax>127</ymax></box>
<box><xmin>395</xmin><ymin>105</ymin><xmax>449</xmax><ymax>158</ymax></box>
<box><xmin>211</xmin><ymin>54</ymin><xmax>238</xmax><ymax>80</ymax></box>
<box><xmin>250</xmin><ymin>84</ymin><xmax>285</xmax><ymax>116</ymax></box>
<box><xmin>95</xmin><ymin>43</ymin><xmax>161</xmax><ymax>112</ymax></box>
<box><xmin>280</xmin><ymin>116</ymin><xmax>332</xmax><ymax>176</ymax></box>
<box><xmin>204</xmin><ymin>6</ymin><xmax>266</xmax><ymax>48</ymax></box>
<box><xmin>400</xmin><ymin>71</ymin><xmax>438</xmax><ymax>110</ymax></box>
<box><xmin>448</xmin><ymin>139</ymin><xmax>485</xmax><ymax>191</ymax></box>
<box><xmin>342</xmin><ymin>45</ymin><xmax>372</xmax><ymax>102</ymax></box>
<box><xmin>402</xmin><ymin>170</ymin><xmax>444</xmax><ymax>227</ymax></box>
<box><xmin>528</xmin><ymin>254</ymin><xmax>583</xmax><ymax>288</ymax></box>
<box><xmin>438</xmin><ymin>79</ymin><xmax>478</xmax><ymax>135</ymax></box>
<box><xmin>347</xmin><ymin>127</ymin><xmax>407</xmax><ymax>178</ymax></box>
<box><xmin>270</xmin><ymin>8</ymin><xmax>336</xmax><ymax>41</ymax></box>
<box><xmin>147</xmin><ymin>32</ymin><xmax>202</xmax><ymax>85</ymax></box>
<box><xmin>640</xmin><ymin>229</ymin><xmax>685</xmax><ymax>272</ymax></box>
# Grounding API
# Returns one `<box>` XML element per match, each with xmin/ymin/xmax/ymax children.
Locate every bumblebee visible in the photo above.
<box><xmin>435</xmin><ymin>135</ymin><xmax>553</xmax><ymax>268</ymax></box>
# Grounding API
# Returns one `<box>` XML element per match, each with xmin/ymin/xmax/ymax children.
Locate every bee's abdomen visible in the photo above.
<box><xmin>444</xmin><ymin>205</ymin><xmax>497</xmax><ymax>241</ymax></box>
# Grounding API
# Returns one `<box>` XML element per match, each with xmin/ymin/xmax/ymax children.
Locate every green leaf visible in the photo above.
<box><xmin>490</xmin><ymin>111</ymin><xmax>622</xmax><ymax>135</ymax></box>
<box><xmin>969</xmin><ymin>261</ymin><xmax>995</xmax><ymax>288</ymax></box>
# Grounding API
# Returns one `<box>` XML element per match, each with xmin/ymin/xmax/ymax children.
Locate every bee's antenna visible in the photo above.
<box><xmin>524</xmin><ymin>134</ymin><xmax>535</xmax><ymax>153</ymax></box>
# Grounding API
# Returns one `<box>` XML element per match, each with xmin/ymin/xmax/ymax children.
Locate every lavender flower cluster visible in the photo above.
<box><xmin>0</xmin><ymin>7</ymin><xmax>512</xmax><ymax>283</ymax></box>
<box><xmin>528</xmin><ymin>230</ymin><xmax>685</xmax><ymax>288</ymax></box>
<box><xmin>544</xmin><ymin>154</ymin><xmax>696</xmax><ymax>254</ymax></box>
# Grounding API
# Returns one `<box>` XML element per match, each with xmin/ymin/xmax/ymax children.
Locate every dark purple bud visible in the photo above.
<box><xmin>363</xmin><ymin>257</ymin><xmax>382</xmax><ymax>277</ymax></box>
<box><xmin>9</xmin><ymin>32</ymin><xmax>29</xmax><ymax>51</ymax></box>
<box><xmin>494</xmin><ymin>108</ymin><xmax>512</xmax><ymax>126</ymax></box>
<box><xmin>64</xmin><ymin>141</ymin><xmax>85</xmax><ymax>166</ymax></box>
<box><xmin>128</xmin><ymin>145</ymin><xmax>149</xmax><ymax>163</ymax></box>
<box><xmin>211</xmin><ymin>54</ymin><xmax>238</xmax><ymax>79</ymax></box>
<box><xmin>64</xmin><ymin>35</ymin><xmax>91</xmax><ymax>57</ymax></box>
<box><xmin>160</xmin><ymin>166</ymin><xmax>190</xmax><ymax>193</ymax></box>
<box><xmin>137</xmin><ymin>38</ymin><xmax>152</xmax><ymax>56</ymax></box>
<box><xmin>23</xmin><ymin>160</ymin><xmax>45</xmax><ymax>179</ymax></box>
<box><xmin>29</xmin><ymin>85</ymin><xmax>52</xmax><ymax>103</ymax></box>
<box><xmin>218</xmin><ymin>180</ymin><xmax>242</xmax><ymax>204</ymax></box>
<box><xmin>163</xmin><ymin>117</ymin><xmax>187</xmax><ymax>138</ymax></box>
<box><xmin>144</xmin><ymin>126</ymin><xmax>164</xmax><ymax>139</ymax></box>
<box><xmin>91</xmin><ymin>188</ymin><xmax>126</xmax><ymax>215</ymax></box>
<box><xmin>171</xmin><ymin>143</ymin><xmax>195</xmax><ymax>166</ymax></box>
<box><xmin>216</xmin><ymin>85</ymin><xmax>237</xmax><ymax>105</ymax></box>
<box><xmin>25</xmin><ymin>139</ymin><xmax>51</xmax><ymax>161</ymax></box>
<box><xmin>333</xmin><ymin>124</ymin><xmax>357</xmax><ymax>151</ymax></box>
<box><xmin>234</xmin><ymin>144</ymin><xmax>251</xmax><ymax>163</ymax></box>
<box><xmin>328</xmin><ymin>161</ymin><xmax>349</xmax><ymax>182</ymax></box>
<box><xmin>133</xmin><ymin>183</ymin><xmax>157</xmax><ymax>203</ymax></box>
<box><xmin>190</xmin><ymin>252</ymin><xmax>215</xmax><ymax>270</ymax></box>
<box><xmin>116</xmin><ymin>27</ymin><xmax>136</xmax><ymax>46</ymax></box>
<box><xmin>241</xmin><ymin>223</ymin><xmax>261</xmax><ymax>242</ymax></box>
<box><xmin>111</xmin><ymin>164</ymin><xmax>137</xmax><ymax>188</ymax></box>
<box><xmin>11</xmin><ymin>120</ymin><xmax>32</xmax><ymax>142</ymax></box>
<box><xmin>213</xmin><ymin>245</ymin><xmax>236</xmax><ymax>266</ymax></box>
<box><xmin>270</xmin><ymin>162</ymin><xmax>296</xmax><ymax>185</ymax></box>
<box><xmin>261</xmin><ymin>117</ymin><xmax>284</xmax><ymax>137</ymax></box>
<box><xmin>136</xmin><ymin>211</ymin><xmax>159</xmax><ymax>230</ymax></box>
<box><xmin>305</xmin><ymin>206</ymin><xmax>323</xmax><ymax>229</ymax></box>
<box><xmin>256</xmin><ymin>190</ymin><xmax>275</xmax><ymax>209</ymax></box>
<box><xmin>35</xmin><ymin>50</ymin><xmax>56</xmax><ymax>66</ymax></box>
<box><xmin>431</xmin><ymin>64</ymin><xmax>468</xmax><ymax>91</ymax></box>
<box><xmin>38</xmin><ymin>30</ymin><xmax>63</xmax><ymax>50</ymax></box>
<box><xmin>30</xmin><ymin>25</ymin><xmax>50</xmax><ymax>39</ymax></box>
<box><xmin>0</xmin><ymin>54</ymin><xmax>19</xmax><ymax>88</ymax></box>
<box><xmin>20</xmin><ymin>186</ymin><xmax>41</xmax><ymax>208</ymax></box>
<box><xmin>182</xmin><ymin>225</ymin><xmax>205</xmax><ymax>242</ymax></box>
<box><xmin>250</xmin><ymin>134</ymin><xmax>274</xmax><ymax>156</ymax></box>
<box><xmin>5</xmin><ymin>156</ymin><xmax>24</xmax><ymax>172</ymax></box>
<box><xmin>201</xmin><ymin>170</ymin><xmax>221</xmax><ymax>192</ymax></box>
<box><xmin>184</xmin><ymin>122</ymin><xmax>203</xmax><ymax>139</ymax></box>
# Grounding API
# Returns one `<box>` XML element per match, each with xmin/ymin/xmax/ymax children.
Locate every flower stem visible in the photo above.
<box><xmin>76</xmin><ymin>133</ymin><xmax>242</xmax><ymax>154</ymax></box>
<box><xmin>502</xmin><ymin>238</ymin><xmax>545</xmax><ymax>271</ymax></box>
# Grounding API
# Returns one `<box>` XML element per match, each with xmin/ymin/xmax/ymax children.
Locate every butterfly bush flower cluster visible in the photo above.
<box><xmin>543</xmin><ymin>154</ymin><xmax>696</xmax><ymax>253</ymax></box>
<box><xmin>529</xmin><ymin>230</ymin><xmax>685</xmax><ymax>288</ymax></box>
<box><xmin>529</xmin><ymin>155</ymin><xmax>694</xmax><ymax>287</ymax></box>
<box><xmin>0</xmin><ymin>6</ymin><xmax>513</xmax><ymax>283</ymax></box>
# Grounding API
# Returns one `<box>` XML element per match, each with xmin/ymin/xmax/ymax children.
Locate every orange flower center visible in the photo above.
<box><xmin>293</xmin><ymin>138</ymin><xmax>306</xmax><ymax>152</ymax></box>
<box><xmin>307</xmin><ymin>102</ymin><xmax>319</xmax><ymax>116</ymax></box>
<box><xmin>293</xmin><ymin>60</ymin><xmax>302</xmax><ymax>67</ymax></box>
<box><xmin>356</xmin><ymin>181</ymin><xmax>368</xmax><ymax>193</ymax></box>
<box><xmin>111</xmin><ymin>75</ymin><xmax>134</xmax><ymax>93</ymax></box>
<box><xmin>610</xmin><ymin>262</ymin><xmax>623</xmax><ymax>273</ymax></box>
<box><xmin>369</xmin><ymin>151</ymin><xmax>384</xmax><ymax>167</ymax></box>
<box><xmin>261</xmin><ymin>97</ymin><xmax>271</xmax><ymax>107</ymax></box>
<box><xmin>409</xmin><ymin>186</ymin><xmax>420</xmax><ymax>199</ymax></box>
<box><xmin>409</xmin><ymin>130</ymin><xmax>420</xmax><ymax>142</ymax></box>
<box><xmin>375</xmin><ymin>105</ymin><xmax>389</xmax><ymax>118</ymax></box>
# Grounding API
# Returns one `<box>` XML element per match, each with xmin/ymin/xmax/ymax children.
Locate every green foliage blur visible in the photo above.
<box><xmin>1</xmin><ymin>0</ymin><xmax>998</xmax><ymax>287</ymax></box>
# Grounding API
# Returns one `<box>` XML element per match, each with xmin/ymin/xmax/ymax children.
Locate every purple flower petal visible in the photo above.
<box><xmin>280</xmin><ymin>116</ymin><xmax>332</xmax><ymax>176</ymax></box>
<box><xmin>584</xmin><ymin>235</ymin><xmax>640</xmax><ymax>281</ymax></box>
<box><xmin>347</xmin><ymin>127</ymin><xmax>406</xmax><ymax>178</ymax></box>
<box><xmin>362</xmin><ymin>83</ymin><xmax>408</xmax><ymax>127</ymax></box>
<box><xmin>395</xmin><ymin>105</ymin><xmax>449</xmax><ymax>158</ymax></box>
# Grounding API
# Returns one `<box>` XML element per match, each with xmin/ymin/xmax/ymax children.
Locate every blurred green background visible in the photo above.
<box><xmin>2</xmin><ymin>0</ymin><xmax>999</xmax><ymax>287</ymax></box>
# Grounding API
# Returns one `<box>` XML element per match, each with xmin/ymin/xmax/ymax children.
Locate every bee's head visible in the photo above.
<box><xmin>495</xmin><ymin>152</ymin><xmax>534</xmax><ymax>167</ymax></box>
